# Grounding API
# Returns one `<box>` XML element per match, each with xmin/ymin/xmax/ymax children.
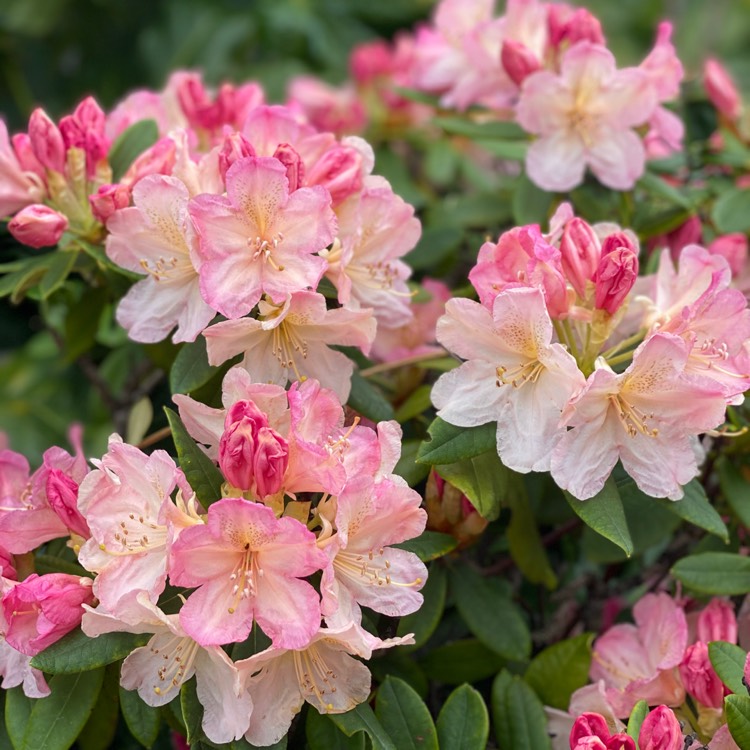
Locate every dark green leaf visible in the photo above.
<box><xmin>348</xmin><ymin>372</ymin><xmax>394</xmax><ymax>422</ymax></box>
<box><xmin>38</xmin><ymin>251</ymin><xmax>77</xmax><ymax>299</ymax></box>
<box><xmin>394</xmin><ymin>531</ymin><xmax>457</xmax><ymax>562</ymax></box>
<box><xmin>726</xmin><ymin>694</ymin><xmax>750</xmax><ymax>749</ymax></box>
<box><xmin>329</xmin><ymin>704</ymin><xmax>396</xmax><ymax>750</ymax></box>
<box><xmin>709</xmin><ymin>641</ymin><xmax>748</xmax><ymax>695</ymax></box>
<box><xmin>393</xmin><ymin>440</ymin><xmax>431</xmax><ymax>487</ymax></box>
<box><xmin>656</xmin><ymin>479</ymin><xmax>728</xmax><ymax>542</ymax></box>
<box><xmin>433</xmin><ymin>116</ymin><xmax>525</xmax><ymax>140</ymax></box>
<box><xmin>637</xmin><ymin>171</ymin><xmax>692</xmax><ymax>209</ymax></box>
<box><xmin>512</xmin><ymin>174</ymin><xmax>553</xmax><ymax>226</ymax></box>
<box><xmin>436</xmin><ymin>684</ymin><xmax>489</xmax><ymax>750</ymax></box>
<box><xmin>109</xmin><ymin>120</ymin><xmax>159</xmax><ymax>182</ymax></box>
<box><xmin>179</xmin><ymin>678</ymin><xmax>204</xmax><ymax>746</ymax></box>
<box><xmin>419</xmin><ymin>640</ymin><xmax>504</xmax><ymax>685</ymax></box>
<box><xmin>30</xmin><ymin>630</ymin><xmax>149</xmax><ymax>674</ymax></box>
<box><xmin>77</xmin><ymin>664</ymin><xmax>119</xmax><ymax>750</ymax></box>
<box><xmin>397</xmin><ymin>563</ymin><xmax>447</xmax><ymax>650</ymax></box>
<box><xmin>565</xmin><ymin>477</ymin><xmax>633</xmax><ymax>557</ymax></box>
<box><xmin>120</xmin><ymin>687</ymin><xmax>161</xmax><ymax>748</ymax></box>
<box><xmin>170</xmin><ymin>338</ymin><xmax>218</xmax><ymax>394</ymax></box>
<box><xmin>416</xmin><ymin>418</ymin><xmax>495</xmax><ymax>465</ymax></box>
<box><xmin>164</xmin><ymin>407</ymin><xmax>224</xmax><ymax>507</ymax></box>
<box><xmin>64</xmin><ymin>287</ymin><xmax>108</xmax><ymax>361</ymax></box>
<box><xmin>0</xmin><ymin>692</ymin><xmax>13</xmax><ymax>750</ymax></box>
<box><xmin>524</xmin><ymin>634</ymin><xmax>593</xmax><ymax>711</ymax></box>
<box><xmin>22</xmin><ymin>668</ymin><xmax>105</xmax><ymax>750</ymax></box>
<box><xmin>405</xmin><ymin>225</ymin><xmax>462</xmax><ymax>271</ymax></box>
<box><xmin>5</xmin><ymin>686</ymin><xmax>33</xmax><ymax>750</ymax></box>
<box><xmin>474</xmin><ymin>139</ymin><xmax>527</xmax><ymax>161</ymax></box>
<box><xmin>33</xmin><ymin>553</ymin><xmax>90</xmax><ymax>578</ymax></box>
<box><xmin>626</xmin><ymin>701</ymin><xmax>648</xmax><ymax>741</ymax></box>
<box><xmin>375</xmin><ymin>677</ymin><xmax>437</xmax><ymax>750</ymax></box>
<box><xmin>306</xmin><ymin>711</ymin><xmax>365</xmax><ymax>750</ymax></box>
<box><xmin>671</xmin><ymin>552</ymin><xmax>750</xmax><ymax>595</ymax></box>
<box><xmin>507</xmin><ymin>486</ymin><xmax>557</xmax><ymax>589</ymax></box>
<box><xmin>0</xmin><ymin>255</ymin><xmax>52</xmax><ymax>302</ymax></box>
<box><xmin>450</xmin><ymin>564</ymin><xmax>531</xmax><ymax>660</ymax></box>
<box><xmin>492</xmin><ymin>670</ymin><xmax>551</xmax><ymax>750</ymax></box>
<box><xmin>712</xmin><ymin>188</ymin><xmax>750</xmax><ymax>234</ymax></box>
<box><xmin>718</xmin><ymin>457</ymin><xmax>750</xmax><ymax>528</ymax></box>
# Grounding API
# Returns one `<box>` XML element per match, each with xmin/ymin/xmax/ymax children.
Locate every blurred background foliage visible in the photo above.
<box><xmin>1</xmin><ymin>0</ymin><xmax>750</xmax><ymax>459</ymax></box>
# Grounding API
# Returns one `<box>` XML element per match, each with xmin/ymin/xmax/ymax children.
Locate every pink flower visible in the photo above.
<box><xmin>89</xmin><ymin>183</ymin><xmax>130</xmax><ymax>224</ymax></box>
<box><xmin>638</xmin><ymin>706</ymin><xmax>682</xmax><ymax>750</ymax></box>
<box><xmin>169</xmin><ymin>497</ymin><xmax>326</xmax><ymax>648</ymax></box>
<box><xmin>0</xmin><ymin>121</ymin><xmax>45</xmax><ymax>218</ymax></box>
<box><xmin>516</xmin><ymin>42</ymin><xmax>657</xmax><ymax>191</ymax></box>
<box><xmin>8</xmin><ymin>204</ymin><xmax>68</xmax><ymax>248</ymax></box>
<box><xmin>679</xmin><ymin>642</ymin><xmax>724</xmax><ymax>708</ymax></box>
<box><xmin>58</xmin><ymin>96</ymin><xmax>109</xmax><ymax>178</ymax></box>
<box><xmin>189</xmin><ymin>156</ymin><xmax>335</xmax><ymax>319</ymax></box>
<box><xmin>708</xmin><ymin>234</ymin><xmax>747</xmax><ymax>277</ymax></box>
<box><xmin>2</xmin><ymin>573</ymin><xmax>94</xmax><ymax>656</ymax></box>
<box><xmin>569</xmin><ymin>712</ymin><xmax>635</xmax><ymax>750</ymax></box>
<box><xmin>594</xmin><ymin>235</ymin><xmax>639</xmax><ymax>315</ymax></box>
<box><xmin>560</xmin><ymin>217</ymin><xmax>601</xmax><ymax>298</ymax></box>
<box><xmin>120</xmin><ymin>137</ymin><xmax>176</xmax><ymax>188</ymax></box>
<box><xmin>287</xmin><ymin>76</ymin><xmax>366</xmax><ymax>136</ymax></box>
<box><xmin>705</xmin><ymin>58</ymin><xmax>742</xmax><ymax>121</ymax></box>
<box><xmin>697</xmin><ymin>598</ymin><xmax>738</xmax><ymax>643</ymax></box>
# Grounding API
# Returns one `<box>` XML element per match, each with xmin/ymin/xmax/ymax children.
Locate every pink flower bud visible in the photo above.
<box><xmin>176</xmin><ymin>73</ymin><xmax>210</xmax><ymax>127</ymax></box>
<box><xmin>218</xmin><ymin>133</ymin><xmax>256</xmax><ymax>182</ymax></box>
<box><xmin>46</xmin><ymin>469</ymin><xmax>90</xmax><ymax>539</ymax></box>
<box><xmin>11</xmin><ymin>134</ymin><xmax>45</xmax><ymax>179</ymax></box>
<box><xmin>570</xmin><ymin>713</ymin><xmax>610</xmax><ymax>747</ymax></box>
<box><xmin>708</xmin><ymin>233</ymin><xmax>747</xmax><ymax>277</ymax></box>
<box><xmin>705</xmin><ymin>58</ymin><xmax>742</xmax><ymax>121</ymax></box>
<box><xmin>89</xmin><ymin>183</ymin><xmax>130</xmax><ymax>223</ymax></box>
<box><xmin>273</xmin><ymin>143</ymin><xmax>304</xmax><ymax>192</ymax></box>
<box><xmin>8</xmin><ymin>204</ymin><xmax>68</xmax><ymax>248</ymax></box>
<box><xmin>638</xmin><ymin>706</ymin><xmax>682</xmax><ymax>750</ymax></box>
<box><xmin>2</xmin><ymin>573</ymin><xmax>94</xmax><ymax>656</ymax></box>
<box><xmin>573</xmin><ymin>740</ymin><xmax>607</xmax><ymax>750</ymax></box>
<box><xmin>548</xmin><ymin>6</ymin><xmax>605</xmax><ymax>48</ymax></box>
<box><xmin>305</xmin><ymin>144</ymin><xmax>362</xmax><ymax>205</ymax></box>
<box><xmin>219</xmin><ymin>400</ymin><xmax>289</xmax><ymax>498</ymax></box>
<box><xmin>679</xmin><ymin>641</ymin><xmax>725</xmax><ymax>708</ymax></box>
<box><xmin>28</xmin><ymin>108</ymin><xmax>66</xmax><ymax>173</ymax></box>
<box><xmin>60</xmin><ymin>96</ymin><xmax>109</xmax><ymax>170</ymax></box>
<box><xmin>501</xmin><ymin>40</ymin><xmax>541</xmax><ymax>87</ymax></box>
<box><xmin>605</xmin><ymin>735</ymin><xmax>635</xmax><ymax>750</ymax></box>
<box><xmin>594</xmin><ymin>236</ymin><xmax>639</xmax><ymax>314</ymax></box>
<box><xmin>350</xmin><ymin>40</ymin><xmax>393</xmax><ymax>84</ymax></box>
<box><xmin>559</xmin><ymin>217</ymin><xmax>601</xmax><ymax>297</ymax></box>
<box><xmin>697</xmin><ymin>598</ymin><xmax>738</xmax><ymax>643</ymax></box>
<box><xmin>121</xmin><ymin>137</ymin><xmax>176</xmax><ymax>188</ymax></box>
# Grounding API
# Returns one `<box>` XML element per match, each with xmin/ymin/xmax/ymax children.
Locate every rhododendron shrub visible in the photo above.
<box><xmin>4</xmin><ymin>1</ymin><xmax>750</xmax><ymax>748</ymax></box>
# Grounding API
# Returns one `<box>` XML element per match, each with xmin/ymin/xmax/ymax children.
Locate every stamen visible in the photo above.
<box><xmin>609</xmin><ymin>395</ymin><xmax>659</xmax><ymax>438</ymax></box>
<box><xmin>495</xmin><ymin>360</ymin><xmax>545</xmax><ymax>389</ymax></box>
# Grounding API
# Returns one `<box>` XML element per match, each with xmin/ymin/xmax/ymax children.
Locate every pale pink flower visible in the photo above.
<box><xmin>106</xmin><ymin>174</ymin><xmax>216</xmax><ymax>343</ymax></box>
<box><xmin>433</xmin><ymin>287</ymin><xmax>584</xmax><ymax>473</ymax></box>
<box><xmin>516</xmin><ymin>42</ymin><xmax>657</xmax><ymax>191</ymax></box>
<box><xmin>287</xmin><ymin>76</ymin><xmax>366</xmax><ymax>136</ymax></box>
<box><xmin>707</xmin><ymin>726</ymin><xmax>741</xmax><ymax>750</ymax></box>
<box><xmin>704</xmin><ymin>58</ymin><xmax>742</xmax><ymax>121</ymax></box>
<box><xmin>203</xmin><ymin>291</ymin><xmax>375</xmax><ymax>402</ymax></box>
<box><xmin>169</xmin><ymin>497</ymin><xmax>326</xmax><ymax>648</ymax></box>
<box><xmin>189</xmin><ymin>156</ymin><xmax>335</xmax><ymax>318</ymax></box>
<box><xmin>0</xmin><ymin>121</ymin><xmax>45</xmax><ymax>218</ymax></box>
<box><xmin>708</xmin><ymin>234</ymin><xmax>747</xmax><ymax>277</ymax></box>
<box><xmin>8</xmin><ymin>204</ymin><xmax>68</xmax><ymax>248</ymax></box>
<box><xmin>106</xmin><ymin>89</ymin><xmax>181</xmax><ymax>140</ymax></box>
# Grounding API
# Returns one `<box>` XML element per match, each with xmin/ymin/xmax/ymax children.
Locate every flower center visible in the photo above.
<box><xmin>495</xmin><ymin>359</ymin><xmax>545</xmax><ymax>388</ymax></box>
<box><xmin>227</xmin><ymin>543</ymin><xmax>264</xmax><ymax>614</ymax></box>
<box><xmin>271</xmin><ymin>323</ymin><xmax>309</xmax><ymax>383</ymax></box>
<box><xmin>248</xmin><ymin>233</ymin><xmax>285</xmax><ymax>271</ymax></box>
<box><xmin>334</xmin><ymin>546</ymin><xmax>423</xmax><ymax>589</ymax></box>
<box><xmin>609</xmin><ymin>394</ymin><xmax>659</xmax><ymax>438</ymax></box>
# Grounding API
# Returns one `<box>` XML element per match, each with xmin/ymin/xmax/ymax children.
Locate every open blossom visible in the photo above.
<box><xmin>169</xmin><ymin>497</ymin><xmax>327</xmax><ymax>648</ymax></box>
<box><xmin>287</xmin><ymin>76</ymin><xmax>366</xmax><ymax>136</ymax></box>
<box><xmin>0</xmin><ymin>121</ymin><xmax>45</xmax><ymax>218</ymax></box>
<box><xmin>432</xmin><ymin>287</ymin><xmax>584</xmax><ymax>473</ymax></box>
<box><xmin>516</xmin><ymin>42</ymin><xmax>657</xmax><ymax>191</ymax></box>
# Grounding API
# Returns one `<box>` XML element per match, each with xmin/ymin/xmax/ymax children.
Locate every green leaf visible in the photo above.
<box><xmin>507</xmin><ymin>487</ymin><xmax>557</xmax><ymax>589</ymax></box>
<box><xmin>512</xmin><ymin>174</ymin><xmax>553</xmax><ymax>226</ymax></box>
<box><xmin>712</xmin><ymin>188</ymin><xmax>750</xmax><ymax>234</ymax></box>
<box><xmin>524</xmin><ymin>634</ymin><xmax>593</xmax><ymax>711</ymax></box>
<box><xmin>120</xmin><ymin>687</ymin><xmax>161</xmax><ymax>748</ymax></box>
<box><xmin>726</xmin><ymin>694</ymin><xmax>750</xmax><ymax>749</ymax></box>
<box><xmin>671</xmin><ymin>552</ymin><xmax>750</xmax><ymax>595</ymax></box>
<box><xmin>0</xmin><ymin>255</ymin><xmax>52</xmax><ymax>303</ymax></box>
<box><xmin>718</xmin><ymin>457</ymin><xmax>750</xmax><ymax>528</ymax></box>
<box><xmin>30</xmin><ymin>630</ymin><xmax>149</xmax><ymax>674</ymax></box>
<box><xmin>180</xmin><ymin>678</ymin><xmax>204</xmax><ymax>746</ymax></box>
<box><xmin>348</xmin><ymin>372</ymin><xmax>394</xmax><ymax>422</ymax></box>
<box><xmin>329</xmin><ymin>704</ymin><xmax>396</xmax><ymax>750</ymax></box>
<box><xmin>0</xmin><ymin>692</ymin><xmax>13</xmax><ymax>750</ymax></box>
<box><xmin>416</xmin><ymin>418</ymin><xmax>495</xmax><ymax>465</ymax></box>
<box><xmin>109</xmin><ymin>119</ymin><xmax>159</xmax><ymax>182</ymax></box>
<box><xmin>436</xmin><ymin>451</ymin><xmax>510</xmax><ymax>521</ymax></box>
<box><xmin>375</xmin><ymin>677</ymin><xmax>437</xmax><ymax>750</ymax></box>
<box><xmin>474</xmin><ymin>139</ymin><xmax>527</xmax><ymax>161</ymax></box>
<box><xmin>22</xmin><ymin>668</ymin><xmax>105</xmax><ymax>750</ymax></box>
<box><xmin>626</xmin><ymin>700</ymin><xmax>648</xmax><ymax>741</ymax></box>
<box><xmin>164</xmin><ymin>407</ymin><xmax>224</xmax><ymax>507</ymax></box>
<box><xmin>397</xmin><ymin>564</ymin><xmax>447</xmax><ymax>650</ymax></box>
<box><xmin>419</xmin><ymin>640</ymin><xmax>505</xmax><ymax>684</ymax></box>
<box><xmin>394</xmin><ymin>385</ymin><xmax>433</xmax><ymax>424</ymax></box>
<box><xmin>709</xmin><ymin>641</ymin><xmax>748</xmax><ymax>695</ymax></box>
<box><xmin>492</xmin><ymin>670</ymin><xmax>551</xmax><ymax>750</ymax></box>
<box><xmin>655</xmin><ymin>479</ymin><xmax>728</xmax><ymax>542</ymax></box>
<box><xmin>565</xmin><ymin>477</ymin><xmax>633</xmax><ymax>557</ymax></box>
<box><xmin>170</xmin><ymin>338</ymin><xmax>219</xmax><ymax>394</ymax></box>
<box><xmin>38</xmin><ymin>250</ymin><xmax>77</xmax><ymax>299</ymax></box>
<box><xmin>394</xmin><ymin>531</ymin><xmax>457</xmax><ymax>562</ymax></box>
<box><xmin>436</xmin><ymin>685</ymin><xmax>489</xmax><ymax>750</ymax></box>
<box><xmin>64</xmin><ymin>287</ymin><xmax>108</xmax><ymax>361</ymax></box>
<box><xmin>77</xmin><ymin>664</ymin><xmax>119</xmax><ymax>750</ymax></box>
<box><xmin>405</xmin><ymin>225</ymin><xmax>462</xmax><ymax>271</ymax></box>
<box><xmin>637</xmin><ymin>171</ymin><xmax>692</xmax><ymax>209</ymax></box>
<box><xmin>433</xmin><ymin>116</ymin><xmax>525</xmax><ymax>140</ymax></box>
<box><xmin>393</xmin><ymin>440</ymin><xmax>431</xmax><ymax>487</ymax></box>
<box><xmin>5</xmin><ymin>687</ymin><xmax>33</xmax><ymax>750</ymax></box>
<box><xmin>450</xmin><ymin>564</ymin><xmax>531</xmax><ymax>660</ymax></box>
<box><xmin>306</xmin><ymin>711</ymin><xmax>365</xmax><ymax>750</ymax></box>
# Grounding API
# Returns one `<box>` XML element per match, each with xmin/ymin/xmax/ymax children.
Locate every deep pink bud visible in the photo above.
<box><xmin>705</xmin><ymin>58</ymin><xmax>742</xmax><ymax>121</ymax></box>
<box><xmin>89</xmin><ymin>183</ymin><xmax>131</xmax><ymax>223</ymax></box>
<box><xmin>305</xmin><ymin>144</ymin><xmax>362</xmax><ymax>205</ymax></box>
<box><xmin>594</xmin><ymin>235</ymin><xmax>639</xmax><ymax>314</ymax></box>
<box><xmin>8</xmin><ymin>204</ymin><xmax>68</xmax><ymax>248</ymax></box>
<box><xmin>121</xmin><ymin>137</ymin><xmax>176</xmax><ymax>188</ymax></box>
<box><xmin>350</xmin><ymin>40</ymin><xmax>393</xmax><ymax>84</ymax></box>
<box><xmin>697</xmin><ymin>598</ymin><xmax>738</xmax><ymax>643</ymax></box>
<box><xmin>176</xmin><ymin>74</ymin><xmax>210</xmax><ymax>127</ymax></box>
<box><xmin>11</xmin><ymin>134</ymin><xmax>45</xmax><ymax>179</ymax></box>
<box><xmin>46</xmin><ymin>469</ymin><xmax>90</xmax><ymax>539</ymax></box>
<box><xmin>708</xmin><ymin>233</ymin><xmax>748</xmax><ymax>277</ymax></box>
<box><xmin>218</xmin><ymin>133</ymin><xmax>256</xmax><ymax>182</ymax></box>
<box><xmin>273</xmin><ymin>143</ymin><xmax>305</xmax><ymax>192</ymax></box>
<box><xmin>501</xmin><ymin>40</ymin><xmax>541</xmax><ymax>87</ymax></box>
<box><xmin>219</xmin><ymin>400</ymin><xmax>289</xmax><ymax>498</ymax></box>
<box><xmin>605</xmin><ymin>735</ymin><xmax>635</xmax><ymax>750</ymax></box>
<box><xmin>638</xmin><ymin>706</ymin><xmax>682</xmax><ymax>750</ymax></box>
<box><xmin>548</xmin><ymin>6</ymin><xmax>605</xmax><ymax>48</ymax></box>
<box><xmin>2</xmin><ymin>573</ymin><xmax>94</xmax><ymax>656</ymax></box>
<box><xmin>570</xmin><ymin>713</ymin><xmax>610</xmax><ymax>748</ymax></box>
<box><xmin>573</xmin><ymin>740</ymin><xmax>607</xmax><ymax>750</ymax></box>
<box><xmin>28</xmin><ymin>108</ymin><xmax>66</xmax><ymax>173</ymax></box>
<box><xmin>559</xmin><ymin>217</ymin><xmax>601</xmax><ymax>297</ymax></box>
<box><xmin>0</xmin><ymin>548</ymin><xmax>16</xmax><ymax>581</ymax></box>
<box><xmin>679</xmin><ymin>642</ymin><xmax>725</xmax><ymax>708</ymax></box>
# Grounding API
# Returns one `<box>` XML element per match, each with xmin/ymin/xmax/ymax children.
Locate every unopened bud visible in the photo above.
<box><xmin>11</xmin><ymin>134</ymin><xmax>45</xmax><ymax>178</ymax></box>
<box><xmin>708</xmin><ymin>234</ymin><xmax>747</xmax><ymax>277</ymax></box>
<box><xmin>219</xmin><ymin>133</ymin><xmax>256</xmax><ymax>182</ymax></box>
<box><xmin>559</xmin><ymin>217</ymin><xmax>601</xmax><ymax>297</ymax></box>
<box><xmin>28</xmin><ymin>109</ymin><xmax>66</xmax><ymax>173</ymax></box>
<box><xmin>89</xmin><ymin>183</ymin><xmax>130</xmax><ymax>223</ymax></box>
<box><xmin>305</xmin><ymin>144</ymin><xmax>362</xmax><ymax>205</ymax></box>
<box><xmin>705</xmin><ymin>58</ymin><xmax>742</xmax><ymax>121</ymax></box>
<box><xmin>594</xmin><ymin>235</ymin><xmax>638</xmax><ymax>314</ymax></box>
<box><xmin>679</xmin><ymin>642</ymin><xmax>724</xmax><ymax>708</ymax></box>
<box><xmin>570</xmin><ymin>713</ymin><xmax>609</xmax><ymax>748</ymax></box>
<box><xmin>121</xmin><ymin>137</ymin><xmax>176</xmax><ymax>188</ymax></box>
<box><xmin>47</xmin><ymin>469</ymin><xmax>90</xmax><ymax>539</ymax></box>
<box><xmin>501</xmin><ymin>40</ymin><xmax>541</xmax><ymax>87</ymax></box>
<box><xmin>273</xmin><ymin>143</ymin><xmax>304</xmax><ymax>192</ymax></box>
<box><xmin>8</xmin><ymin>204</ymin><xmax>68</xmax><ymax>248</ymax></box>
<box><xmin>697</xmin><ymin>598</ymin><xmax>738</xmax><ymax>644</ymax></box>
<box><xmin>638</xmin><ymin>706</ymin><xmax>682</xmax><ymax>750</ymax></box>
<box><xmin>548</xmin><ymin>6</ymin><xmax>605</xmax><ymax>48</ymax></box>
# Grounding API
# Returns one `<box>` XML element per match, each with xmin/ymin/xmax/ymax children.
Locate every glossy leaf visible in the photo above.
<box><xmin>709</xmin><ymin>641</ymin><xmax>748</xmax><ymax>695</ymax></box>
<box><xmin>77</xmin><ymin>664</ymin><xmax>119</xmax><ymax>750</ymax></box>
<box><xmin>5</xmin><ymin>687</ymin><xmax>33</xmax><ymax>750</ymax></box>
<box><xmin>626</xmin><ymin>700</ymin><xmax>648</xmax><ymax>741</ymax></box>
<box><xmin>671</xmin><ymin>552</ymin><xmax>750</xmax><ymax>595</ymax></box>
<box><xmin>329</xmin><ymin>704</ymin><xmax>396</xmax><ymax>750</ymax></box>
<box><xmin>394</xmin><ymin>531</ymin><xmax>457</xmax><ymax>562</ymax></box>
<box><xmin>119</xmin><ymin>687</ymin><xmax>161</xmax><ymax>749</ymax></box>
<box><xmin>170</xmin><ymin>338</ymin><xmax>218</xmax><ymax>395</ymax></box>
<box><xmin>436</xmin><ymin>684</ymin><xmax>489</xmax><ymax>750</ymax></box>
<box><xmin>306</xmin><ymin>711</ymin><xmax>366</xmax><ymax>750</ymax></box>
<box><xmin>348</xmin><ymin>372</ymin><xmax>394</xmax><ymax>422</ymax></box>
<box><xmin>109</xmin><ymin>119</ymin><xmax>159</xmax><ymax>182</ymax></box>
<box><xmin>375</xmin><ymin>677</ymin><xmax>437</xmax><ymax>750</ymax></box>
<box><xmin>712</xmin><ymin>188</ymin><xmax>750</xmax><ymax>233</ymax></box>
<box><xmin>718</xmin><ymin>457</ymin><xmax>750</xmax><ymax>528</ymax></box>
<box><xmin>436</xmin><ymin>451</ymin><xmax>510</xmax><ymax>521</ymax></box>
<box><xmin>507</xmin><ymin>486</ymin><xmax>557</xmax><ymax>589</ymax></box>
<box><xmin>419</xmin><ymin>640</ymin><xmax>504</xmax><ymax>685</ymax></box>
<box><xmin>492</xmin><ymin>670</ymin><xmax>551</xmax><ymax>750</ymax></box>
<box><xmin>655</xmin><ymin>479</ymin><xmax>728</xmax><ymax>542</ymax></box>
<box><xmin>416</xmin><ymin>418</ymin><xmax>495</xmax><ymax>465</ymax></box>
<box><xmin>726</xmin><ymin>694</ymin><xmax>750</xmax><ymax>749</ymax></box>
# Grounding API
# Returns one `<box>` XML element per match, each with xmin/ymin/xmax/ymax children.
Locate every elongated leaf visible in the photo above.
<box><xmin>164</xmin><ymin>407</ymin><xmax>223</xmax><ymax>507</ymax></box>
<box><xmin>306</xmin><ymin>711</ymin><xmax>365</xmax><ymax>750</ymax></box>
<box><xmin>397</xmin><ymin>563</ymin><xmax>447</xmax><ymax>650</ymax></box>
<box><xmin>77</xmin><ymin>664</ymin><xmax>119</xmax><ymax>750</ymax></box>
<box><xmin>512</xmin><ymin>174</ymin><xmax>553</xmax><ymax>226</ymax></box>
<box><xmin>329</xmin><ymin>704</ymin><xmax>396</xmax><ymax>750</ymax></box>
<box><xmin>726</xmin><ymin>694</ymin><xmax>750</xmax><ymax>748</ymax></box>
<box><xmin>524</xmin><ymin>634</ymin><xmax>593</xmax><ymax>710</ymax></box>
<box><xmin>394</xmin><ymin>531</ymin><xmax>456</xmax><ymax>562</ymax></box>
<box><xmin>656</xmin><ymin>479</ymin><xmax>728</xmax><ymax>542</ymax></box>
<box><xmin>450</xmin><ymin>564</ymin><xmax>531</xmax><ymax>660</ymax></box>
<box><xmin>718</xmin><ymin>457</ymin><xmax>750</xmax><ymax>528</ymax></box>
<box><xmin>394</xmin><ymin>385</ymin><xmax>433</xmax><ymax>424</ymax></box>
<box><xmin>433</xmin><ymin>116</ymin><xmax>525</xmax><ymax>140</ymax></box>
<box><xmin>5</xmin><ymin>687</ymin><xmax>33</xmax><ymax>750</ymax></box>
<box><xmin>626</xmin><ymin>701</ymin><xmax>648</xmax><ymax>741</ymax></box>
<box><xmin>492</xmin><ymin>670</ymin><xmax>551</xmax><ymax>750</ymax></box>
<box><xmin>38</xmin><ymin>250</ymin><xmax>77</xmax><ymax>299</ymax></box>
<box><xmin>709</xmin><ymin>641</ymin><xmax>748</xmax><ymax>695</ymax></box>
<box><xmin>30</xmin><ymin>629</ymin><xmax>149</xmax><ymax>674</ymax></box>
<box><xmin>436</xmin><ymin>451</ymin><xmax>510</xmax><ymax>521</ymax></box>
<box><xmin>416</xmin><ymin>418</ymin><xmax>495</xmax><ymax>465</ymax></box>
<box><xmin>712</xmin><ymin>188</ymin><xmax>750</xmax><ymax>234</ymax></box>
<box><xmin>0</xmin><ymin>255</ymin><xmax>52</xmax><ymax>302</ymax></box>
<box><xmin>109</xmin><ymin>120</ymin><xmax>159</xmax><ymax>182</ymax></box>
<box><xmin>565</xmin><ymin>478</ymin><xmax>633</xmax><ymax>557</ymax></box>
<box><xmin>436</xmin><ymin>685</ymin><xmax>489</xmax><ymax>750</ymax></box>
<box><xmin>393</xmin><ymin>440</ymin><xmax>431</xmax><ymax>487</ymax></box>
<box><xmin>348</xmin><ymin>372</ymin><xmax>394</xmax><ymax>422</ymax></box>
<box><xmin>170</xmin><ymin>338</ymin><xmax>218</xmax><ymax>395</ymax></box>
<box><xmin>474</xmin><ymin>139</ymin><xmax>527</xmax><ymax>161</ymax></box>
<box><xmin>507</xmin><ymin>487</ymin><xmax>557</xmax><ymax>589</ymax></box>
<box><xmin>671</xmin><ymin>553</ymin><xmax>750</xmax><ymax>595</ymax></box>
<box><xmin>0</xmin><ymin>691</ymin><xmax>12</xmax><ymax>750</ymax></box>
<box><xmin>375</xmin><ymin>677</ymin><xmax>437</xmax><ymax>750</ymax></box>
<box><xmin>638</xmin><ymin>171</ymin><xmax>692</xmax><ymax>209</ymax></box>
<box><xmin>120</xmin><ymin>687</ymin><xmax>161</xmax><ymax>748</ymax></box>
<box><xmin>22</xmin><ymin>668</ymin><xmax>105</xmax><ymax>750</ymax></box>
<box><xmin>180</xmin><ymin>678</ymin><xmax>204</xmax><ymax>746</ymax></box>
<box><xmin>419</xmin><ymin>639</ymin><xmax>504</xmax><ymax>684</ymax></box>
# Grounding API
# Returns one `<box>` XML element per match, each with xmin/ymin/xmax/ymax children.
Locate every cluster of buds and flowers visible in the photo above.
<box><xmin>0</xmin><ymin>367</ymin><xmax>427</xmax><ymax>746</ymax></box>
<box><xmin>432</xmin><ymin>203</ymin><xmax>750</xmax><ymax>500</ymax></box>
